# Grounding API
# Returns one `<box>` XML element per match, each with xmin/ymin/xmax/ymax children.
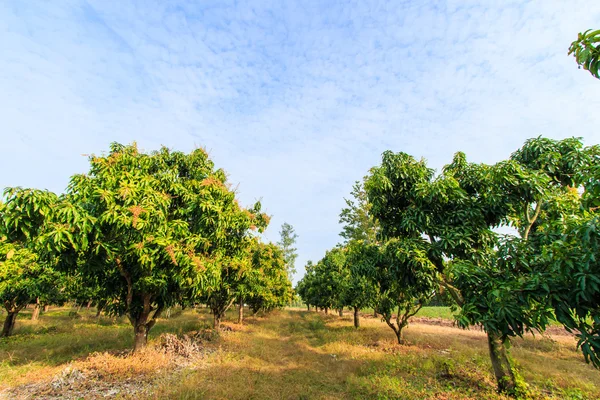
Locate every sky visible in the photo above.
<box><xmin>1</xmin><ymin>0</ymin><xmax>599</xmax><ymax>283</ymax></box>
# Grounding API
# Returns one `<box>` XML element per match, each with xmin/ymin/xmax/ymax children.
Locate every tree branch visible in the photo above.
<box><xmin>523</xmin><ymin>201</ymin><xmax>542</xmax><ymax>240</ymax></box>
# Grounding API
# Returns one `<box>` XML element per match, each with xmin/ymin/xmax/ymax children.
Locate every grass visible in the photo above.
<box><xmin>415</xmin><ymin>306</ymin><xmax>456</xmax><ymax>320</ymax></box>
<box><xmin>1</xmin><ymin>307</ymin><xmax>599</xmax><ymax>399</ymax></box>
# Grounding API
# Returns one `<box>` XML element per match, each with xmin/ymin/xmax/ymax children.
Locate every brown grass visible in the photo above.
<box><xmin>1</xmin><ymin>307</ymin><xmax>599</xmax><ymax>399</ymax></box>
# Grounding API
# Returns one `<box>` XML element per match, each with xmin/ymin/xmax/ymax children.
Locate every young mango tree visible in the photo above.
<box><xmin>343</xmin><ymin>241</ymin><xmax>378</xmax><ymax>328</ymax></box>
<box><xmin>245</xmin><ymin>242</ymin><xmax>293</xmax><ymax>316</ymax></box>
<box><xmin>45</xmin><ymin>143</ymin><xmax>264</xmax><ymax>351</ymax></box>
<box><xmin>0</xmin><ymin>188</ymin><xmax>66</xmax><ymax>336</ymax></box>
<box><xmin>312</xmin><ymin>247</ymin><xmax>349</xmax><ymax>316</ymax></box>
<box><xmin>198</xmin><ymin>201</ymin><xmax>270</xmax><ymax>329</ymax></box>
<box><xmin>296</xmin><ymin>262</ymin><xmax>318</xmax><ymax>311</ymax></box>
<box><xmin>350</xmin><ymin>238</ymin><xmax>436</xmax><ymax>343</ymax></box>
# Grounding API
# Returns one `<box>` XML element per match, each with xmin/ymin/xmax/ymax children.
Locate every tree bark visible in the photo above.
<box><xmin>237</xmin><ymin>298</ymin><xmax>244</xmax><ymax>325</ymax></box>
<box><xmin>487</xmin><ymin>332</ymin><xmax>516</xmax><ymax>394</ymax></box>
<box><xmin>31</xmin><ymin>298</ymin><xmax>41</xmax><ymax>321</ymax></box>
<box><xmin>95</xmin><ymin>304</ymin><xmax>103</xmax><ymax>318</ymax></box>
<box><xmin>307</xmin><ymin>305</ymin><xmax>310</xmax><ymax>311</ymax></box>
<box><xmin>373</xmin><ymin>308</ymin><xmax>377</xmax><ymax>318</ymax></box>
<box><xmin>353</xmin><ymin>307</ymin><xmax>360</xmax><ymax>328</ymax></box>
<box><xmin>43</xmin><ymin>305</ymin><xmax>49</xmax><ymax>312</ymax></box>
<box><xmin>86</xmin><ymin>300</ymin><xmax>92</xmax><ymax>309</ymax></box>
<box><xmin>133</xmin><ymin>313</ymin><xmax>150</xmax><ymax>352</ymax></box>
<box><xmin>324</xmin><ymin>307</ymin><xmax>329</xmax><ymax>315</ymax></box>
<box><xmin>1</xmin><ymin>311</ymin><xmax>18</xmax><ymax>337</ymax></box>
<box><xmin>31</xmin><ymin>304</ymin><xmax>40</xmax><ymax>321</ymax></box>
<box><xmin>338</xmin><ymin>308</ymin><xmax>343</xmax><ymax>317</ymax></box>
<box><xmin>213</xmin><ymin>312</ymin><xmax>221</xmax><ymax>329</ymax></box>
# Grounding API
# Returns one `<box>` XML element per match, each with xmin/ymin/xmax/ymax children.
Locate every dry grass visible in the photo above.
<box><xmin>1</xmin><ymin>307</ymin><xmax>599</xmax><ymax>399</ymax></box>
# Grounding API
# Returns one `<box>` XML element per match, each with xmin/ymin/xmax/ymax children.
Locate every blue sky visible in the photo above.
<box><xmin>1</xmin><ymin>0</ymin><xmax>599</xmax><ymax>283</ymax></box>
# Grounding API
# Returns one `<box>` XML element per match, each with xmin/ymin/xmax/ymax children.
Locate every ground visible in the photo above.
<box><xmin>0</xmin><ymin>306</ymin><xmax>598</xmax><ymax>399</ymax></box>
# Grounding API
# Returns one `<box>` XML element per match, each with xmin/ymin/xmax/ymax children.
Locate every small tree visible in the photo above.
<box><xmin>344</xmin><ymin>241</ymin><xmax>378</xmax><ymax>328</ymax></box>
<box><xmin>351</xmin><ymin>239</ymin><xmax>436</xmax><ymax>343</ymax></box>
<box><xmin>278</xmin><ymin>223</ymin><xmax>298</xmax><ymax>281</ymax></box>
<box><xmin>0</xmin><ymin>188</ymin><xmax>65</xmax><ymax>337</ymax></box>
<box><xmin>245</xmin><ymin>242</ymin><xmax>293</xmax><ymax>316</ymax></box>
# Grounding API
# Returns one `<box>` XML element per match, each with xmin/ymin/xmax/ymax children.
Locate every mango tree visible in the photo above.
<box><xmin>507</xmin><ymin>138</ymin><xmax>600</xmax><ymax>367</ymax></box>
<box><xmin>296</xmin><ymin>262</ymin><xmax>318</xmax><ymax>311</ymax></box>
<box><xmin>343</xmin><ymin>241</ymin><xmax>378</xmax><ymax>328</ymax></box>
<box><xmin>0</xmin><ymin>188</ymin><xmax>65</xmax><ymax>336</ymax></box>
<box><xmin>46</xmin><ymin>143</ymin><xmax>263</xmax><ymax>351</ymax></box>
<box><xmin>312</xmin><ymin>247</ymin><xmax>349</xmax><ymax>315</ymax></box>
<box><xmin>350</xmin><ymin>238</ymin><xmax>436</xmax><ymax>343</ymax></box>
<box><xmin>365</xmin><ymin>147</ymin><xmax>557</xmax><ymax>393</ymax></box>
<box><xmin>245</xmin><ymin>242</ymin><xmax>293</xmax><ymax>316</ymax></box>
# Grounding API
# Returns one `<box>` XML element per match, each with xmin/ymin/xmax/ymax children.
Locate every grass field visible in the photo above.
<box><xmin>0</xmin><ymin>306</ymin><xmax>598</xmax><ymax>399</ymax></box>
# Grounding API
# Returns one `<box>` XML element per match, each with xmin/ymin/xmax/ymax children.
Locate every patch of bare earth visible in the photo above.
<box><xmin>409</xmin><ymin>316</ymin><xmax>574</xmax><ymax>337</ymax></box>
<box><xmin>0</xmin><ymin>329</ymin><xmax>220</xmax><ymax>400</ymax></box>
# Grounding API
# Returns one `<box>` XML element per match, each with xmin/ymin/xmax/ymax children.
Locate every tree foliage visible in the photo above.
<box><xmin>569</xmin><ymin>29</ymin><xmax>600</xmax><ymax>79</ymax></box>
<box><xmin>0</xmin><ymin>188</ymin><xmax>66</xmax><ymax>337</ymax></box>
<box><xmin>245</xmin><ymin>241</ymin><xmax>293</xmax><ymax>314</ymax></box>
<box><xmin>339</xmin><ymin>179</ymin><xmax>379</xmax><ymax>243</ymax></box>
<box><xmin>278</xmin><ymin>222</ymin><xmax>298</xmax><ymax>281</ymax></box>
<box><xmin>44</xmin><ymin>143</ymin><xmax>267</xmax><ymax>350</ymax></box>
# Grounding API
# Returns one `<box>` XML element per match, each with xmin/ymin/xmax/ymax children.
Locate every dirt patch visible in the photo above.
<box><xmin>1</xmin><ymin>331</ymin><xmax>220</xmax><ymax>399</ymax></box>
<box><xmin>410</xmin><ymin>317</ymin><xmax>574</xmax><ymax>337</ymax></box>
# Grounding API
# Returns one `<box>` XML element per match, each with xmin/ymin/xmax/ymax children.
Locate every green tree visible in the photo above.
<box><xmin>278</xmin><ymin>222</ymin><xmax>298</xmax><ymax>281</ymax></box>
<box><xmin>569</xmin><ymin>29</ymin><xmax>600</xmax><ymax>79</ymax></box>
<box><xmin>365</xmin><ymin>138</ymin><xmax>600</xmax><ymax>394</ymax></box>
<box><xmin>339</xmin><ymin>179</ymin><xmax>379</xmax><ymax>243</ymax></box>
<box><xmin>245</xmin><ymin>242</ymin><xmax>293</xmax><ymax>316</ymax></box>
<box><xmin>296</xmin><ymin>261</ymin><xmax>317</xmax><ymax>310</ymax></box>
<box><xmin>0</xmin><ymin>188</ymin><xmax>65</xmax><ymax>337</ymax></box>
<box><xmin>365</xmin><ymin>149</ymin><xmax>540</xmax><ymax>393</ymax></box>
<box><xmin>350</xmin><ymin>239</ymin><xmax>436</xmax><ymax>343</ymax></box>
<box><xmin>46</xmin><ymin>143</ymin><xmax>264</xmax><ymax>351</ymax></box>
<box><xmin>509</xmin><ymin>138</ymin><xmax>600</xmax><ymax>368</ymax></box>
<box><xmin>344</xmin><ymin>241</ymin><xmax>378</xmax><ymax>328</ymax></box>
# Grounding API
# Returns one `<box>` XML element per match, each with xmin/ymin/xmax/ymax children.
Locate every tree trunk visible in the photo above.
<box><xmin>238</xmin><ymin>299</ymin><xmax>244</xmax><ymax>325</ymax></box>
<box><xmin>213</xmin><ymin>312</ymin><xmax>221</xmax><ymax>329</ymax></box>
<box><xmin>95</xmin><ymin>305</ymin><xmax>103</xmax><ymax>318</ymax></box>
<box><xmin>86</xmin><ymin>300</ymin><xmax>92</xmax><ymax>309</ymax></box>
<box><xmin>324</xmin><ymin>307</ymin><xmax>329</xmax><ymax>315</ymax></box>
<box><xmin>487</xmin><ymin>332</ymin><xmax>516</xmax><ymax>394</ymax></box>
<box><xmin>307</xmin><ymin>305</ymin><xmax>310</xmax><ymax>311</ymax></box>
<box><xmin>353</xmin><ymin>307</ymin><xmax>360</xmax><ymax>329</ymax></box>
<box><xmin>373</xmin><ymin>308</ymin><xmax>377</xmax><ymax>318</ymax></box>
<box><xmin>1</xmin><ymin>311</ymin><xmax>18</xmax><ymax>337</ymax></box>
<box><xmin>133</xmin><ymin>313</ymin><xmax>150</xmax><ymax>352</ymax></box>
<box><xmin>43</xmin><ymin>305</ymin><xmax>49</xmax><ymax>312</ymax></box>
<box><xmin>338</xmin><ymin>308</ymin><xmax>343</xmax><ymax>317</ymax></box>
<box><xmin>31</xmin><ymin>302</ymin><xmax>41</xmax><ymax>321</ymax></box>
<box><xmin>395</xmin><ymin>328</ymin><xmax>404</xmax><ymax>344</ymax></box>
